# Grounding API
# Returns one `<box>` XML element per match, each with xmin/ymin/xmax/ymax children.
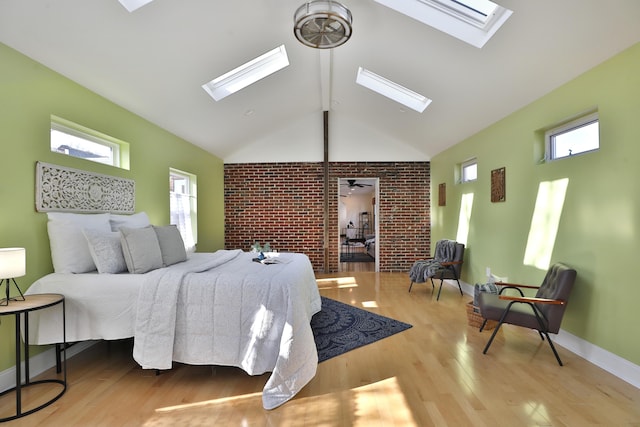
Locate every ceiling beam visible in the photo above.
<box><xmin>319</xmin><ymin>49</ymin><xmax>332</xmax><ymax>111</ymax></box>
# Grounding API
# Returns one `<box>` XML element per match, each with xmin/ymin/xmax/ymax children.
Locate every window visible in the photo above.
<box><xmin>356</xmin><ymin>67</ymin><xmax>432</xmax><ymax>113</ymax></box>
<box><xmin>50</xmin><ymin>116</ymin><xmax>129</xmax><ymax>169</ymax></box>
<box><xmin>202</xmin><ymin>45</ymin><xmax>289</xmax><ymax>101</ymax></box>
<box><xmin>545</xmin><ymin>112</ymin><xmax>599</xmax><ymax>161</ymax></box>
<box><xmin>461</xmin><ymin>158</ymin><xmax>478</xmax><ymax>182</ymax></box>
<box><xmin>373</xmin><ymin>0</ymin><xmax>512</xmax><ymax>48</ymax></box>
<box><xmin>170</xmin><ymin>168</ymin><xmax>197</xmax><ymax>252</ymax></box>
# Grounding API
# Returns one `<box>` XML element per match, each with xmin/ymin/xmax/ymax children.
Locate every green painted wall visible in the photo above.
<box><xmin>0</xmin><ymin>43</ymin><xmax>225</xmax><ymax>371</ymax></box>
<box><xmin>431</xmin><ymin>42</ymin><xmax>640</xmax><ymax>365</ymax></box>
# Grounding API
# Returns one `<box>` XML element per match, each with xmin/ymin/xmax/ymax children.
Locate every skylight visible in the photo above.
<box><xmin>373</xmin><ymin>0</ymin><xmax>513</xmax><ymax>48</ymax></box>
<box><xmin>202</xmin><ymin>45</ymin><xmax>290</xmax><ymax>102</ymax></box>
<box><xmin>118</xmin><ymin>0</ymin><xmax>154</xmax><ymax>12</ymax></box>
<box><xmin>448</xmin><ymin>0</ymin><xmax>498</xmax><ymax>25</ymax></box>
<box><xmin>356</xmin><ymin>67</ymin><xmax>432</xmax><ymax>113</ymax></box>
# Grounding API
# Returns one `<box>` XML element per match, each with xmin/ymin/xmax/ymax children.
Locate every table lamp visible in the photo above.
<box><xmin>0</xmin><ymin>248</ymin><xmax>26</xmax><ymax>306</ymax></box>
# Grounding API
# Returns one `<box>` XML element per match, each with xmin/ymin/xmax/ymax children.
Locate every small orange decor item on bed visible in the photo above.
<box><xmin>466</xmin><ymin>301</ymin><xmax>497</xmax><ymax>330</ymax></box>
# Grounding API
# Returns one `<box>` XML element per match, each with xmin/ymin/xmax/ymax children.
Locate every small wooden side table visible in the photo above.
<box><xmin>0</xmin><ymin>294</ymin><xmax>66</xmax><ymax>422</ymax></box>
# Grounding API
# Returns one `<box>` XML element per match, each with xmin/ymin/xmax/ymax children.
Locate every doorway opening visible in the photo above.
<box><xmin>338</xmin><ymin>178</ymin><xmax>379</xmax><ymax>272</ymax></box>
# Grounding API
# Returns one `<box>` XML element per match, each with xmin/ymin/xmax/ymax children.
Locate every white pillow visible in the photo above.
<box><xmin>153</xmin><ymin>225</ymin><xmax>187</xmax><ymax>266</ymax></box>
<box><xmin>47</xmin><ymin>212</ymin><xmax>111</xmax><ymax>273</ymax></box>
<box><xmin>109</xmin><ymin>212</ymin><xmax>150</xmax><ymax>231</ymax></box>
<box><xmin>120</xmin><ymin>226</ymin><xmax>163</xmax><ymax>274</ymax></box>
<box><xmin>83</xmin><ymin>229</ymin><xmax>127</xmax><ymax>274</ymax></box>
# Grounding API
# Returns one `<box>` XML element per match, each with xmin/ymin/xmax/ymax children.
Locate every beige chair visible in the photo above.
<box><xmin>478</xmin><ymin>262</ymin><xmax>577</xmax><ymax>366</ymax></box>
<box><xmin>408</xmin><ymin>240</ymin><xmax>465</xmax><ymax>300</ymax></box>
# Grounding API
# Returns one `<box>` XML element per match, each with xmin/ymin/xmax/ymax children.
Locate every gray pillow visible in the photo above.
<box><xmin>153</xmin><ymin>225</ymin><xmax>187</xmax><ymax>266</ymax></box>
<box><xmin>83</xmin><ymin>229</ymin><xmax>127</xmax><ymax>274</ymax></box>
<box><xmin>120</xmin><ymin>226</ymin><xmax>163</xmax><ymax>274</ymax></box>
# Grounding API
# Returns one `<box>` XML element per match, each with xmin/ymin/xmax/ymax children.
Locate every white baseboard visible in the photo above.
<box><xmin>0</xmin><ymin>341</ymin><xmax>96</xmax><ymax>393</ymax></box>
<box><xmin>555</xmin><ymin>329</ymin><xmax>640</xmax><ymax>389</ymax></box>
<box><xmin>452</xmin><ymin>279</ymin><xmax>640</xmax><ymax>389</ymax></box>
<box><xmin>460</xmin><ymin>280</ymin><xmax>474</xmax><ymax>296</ymax></box>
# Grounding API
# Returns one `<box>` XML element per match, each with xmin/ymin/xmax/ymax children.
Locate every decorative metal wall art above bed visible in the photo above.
<box><xmin>36</xmin><ymin>162</ymin><xmax>135</xmax><ymax>213</ymax></box>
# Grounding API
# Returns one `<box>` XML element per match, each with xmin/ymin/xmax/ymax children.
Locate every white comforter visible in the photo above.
<box><xmin>26</xmin><ymin>250</ymin><xmax>321</xmax><ymax>409</ymax></box>
<box><xmin>133</xmin><ymin>250</ymin><xmax>321</xmax><ymax>409</ymax></box>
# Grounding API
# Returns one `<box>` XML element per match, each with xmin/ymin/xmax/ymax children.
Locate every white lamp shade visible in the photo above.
<box><xmin>0</xmin><ymin>248</ymin><xmax>26</xmax><ymax>279</ymax></box>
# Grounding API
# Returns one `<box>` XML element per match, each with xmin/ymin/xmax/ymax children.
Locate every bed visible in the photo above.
<box><xmin>364</xmin><ymin>234</ymin><xmax>376</xmax><ymax>258</ymax></box>
<box><xmin>24</xmin><ymin>212</ymin><xmax>321</xmax><ymax>410</ymax></box>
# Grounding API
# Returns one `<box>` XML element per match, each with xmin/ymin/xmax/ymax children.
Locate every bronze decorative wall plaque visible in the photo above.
<box><xmin>438</xmin><ymin>183</ymin><xmax>446</xmax><ymax>206</ymax></box>
<box><xmin>491</xmin><ymin>167</ymin><xmax>505</xmax><ymax>203</ymax></box>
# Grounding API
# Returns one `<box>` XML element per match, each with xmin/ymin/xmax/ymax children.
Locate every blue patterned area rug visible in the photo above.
<box><xmin>311</xmin><ymin>297</ymin><xmax>413</xmax><ymax>363</ymax></box>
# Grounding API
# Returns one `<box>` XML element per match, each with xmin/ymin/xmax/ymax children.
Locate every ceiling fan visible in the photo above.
<box><xmin>294</xmin><ymin>1</ymin><xmax>353</xmax><ymax>49</ymax></box>
<box><xmin>342</xmin><ymin>179</ymin><xmax>373</xmax><ymax>188</ymax></box>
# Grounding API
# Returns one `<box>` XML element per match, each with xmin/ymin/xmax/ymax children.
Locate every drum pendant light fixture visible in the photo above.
<box><xmin>294</xmin><ymin>1</ymin><xmax>353</xmax><ymax>49</ymax></box>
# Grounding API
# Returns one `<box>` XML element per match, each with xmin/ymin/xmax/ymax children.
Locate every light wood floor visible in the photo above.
<box><xmin>339</xmin><ymin>260</ymin><xmax>375</xmax><ymax>272</ymax></box>
<box><xmin>2</xmin><ymin>272</ymin><xmax>640</xmax><ymax>426</ymax></box>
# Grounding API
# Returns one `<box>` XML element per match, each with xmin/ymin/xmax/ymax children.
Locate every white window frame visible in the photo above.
<box><xmin>170</xmin><ymin>168</ymin><xmax>197</xmax><ymax>252</ymax></box>
<box><xmin>461</xmin><ymin>158</ymin><xmax>478</xmax><ymax>182</ymax></box>
<box><xmin>545</xmin><ymin>112</ymin><xmax>599</xmax><ymax>161</ymax></box>
<box><xmin>373</xmin><ymin>0</ymin><xmax>512</xmax><ymax>48</ymax></box>
<box><xmin>50</xmin><ymin>116</ymin><xmax>127</xmax><ymax>168</ymax></box>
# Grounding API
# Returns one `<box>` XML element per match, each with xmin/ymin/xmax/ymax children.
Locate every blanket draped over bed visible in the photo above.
<box><xmin>25</xmin><ymin>250</ymin><xmax>322</xmax><ymax>410</ymax></box>
<box><xmin>133</xmin><ymin>250</ymin><xmax>321</xmax><ymax>409</ymax></box>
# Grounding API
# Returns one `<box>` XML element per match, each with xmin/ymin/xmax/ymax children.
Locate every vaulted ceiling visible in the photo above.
<box><xmin>1</xmin><ymin>1</ymin><xmax>639</xmax><ymax>163</ymax></box>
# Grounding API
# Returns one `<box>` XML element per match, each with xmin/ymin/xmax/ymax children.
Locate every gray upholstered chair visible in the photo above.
<box><xmin>478</xmin><ymin>262</ymin><xmax>577</xmax><ymax>366</ymax></box>
<box><xmin>408</xmin><ymin>240</ymin><xmax>465</xmax><ymax>300</ymax></box>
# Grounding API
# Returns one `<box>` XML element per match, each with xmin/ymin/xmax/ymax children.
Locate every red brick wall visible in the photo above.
<box><xmin>224</xmin><ymin>162</ymin><xmax>430</xmax><ymax>273</ymax></box>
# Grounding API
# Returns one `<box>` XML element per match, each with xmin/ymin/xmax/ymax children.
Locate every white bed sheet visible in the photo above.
<box><xmin>25</xmin><ymin>271</ymin><xmax>142</xmax><ymax>345</ymax></box>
